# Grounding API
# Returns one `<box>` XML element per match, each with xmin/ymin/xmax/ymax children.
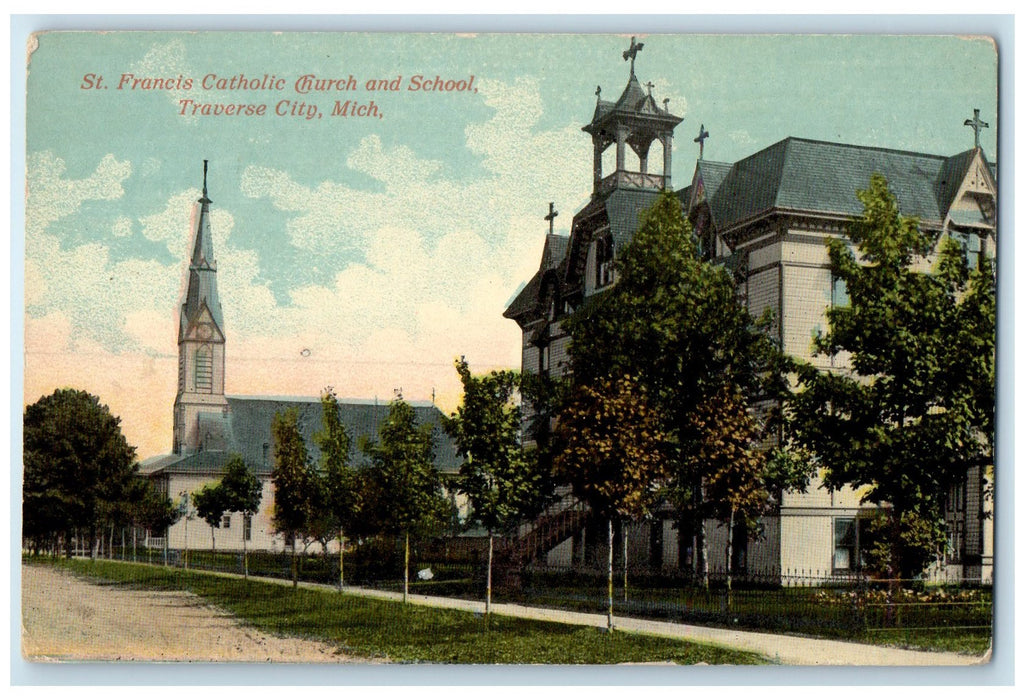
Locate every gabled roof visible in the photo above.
<box><xmin>699</xmin><ymin>138</ymin><xmax>993</xmax><ymax>233</ymax></box>
<box><xmin>503</xmin><ymin>233</ymin><xmax>569</xmax><ymax>321</ymax></box>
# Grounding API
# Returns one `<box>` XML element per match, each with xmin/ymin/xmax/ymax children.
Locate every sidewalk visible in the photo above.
<box><xmin>247</xmin><ymin>572</ymin><xmax>987</xmax><ymax>666</ymax></box>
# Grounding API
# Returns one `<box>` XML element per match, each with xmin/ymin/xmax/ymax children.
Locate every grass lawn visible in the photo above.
<box><xmin>32</xmin><ymin>558</ymin><xmax>768</xmax><ymax>665</ymax></box>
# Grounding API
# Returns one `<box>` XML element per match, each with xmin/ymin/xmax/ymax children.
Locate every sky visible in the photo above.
<box><xmin>22</xmin><ymin>31</ymin><xmax>998</xmax><ymax>460</ymax></box>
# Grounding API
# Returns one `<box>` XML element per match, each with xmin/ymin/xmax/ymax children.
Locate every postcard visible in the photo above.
<box><xmin>20</xmin><ymin>30</ymin><xmax>997</xmax><ymax>669</ymax></box>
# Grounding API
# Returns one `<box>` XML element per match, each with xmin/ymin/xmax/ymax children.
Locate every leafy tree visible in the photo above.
<box><xmin>688</xmin><ymin>386</ymin><xmax>768</xmax><ymax>593</ymax></box>
<box><xmin>791</xmin><ymin>174</ymin><xmax>995</xmax><ymax>578</ymax></box>
<box><xmin>219</xmin><ymin>454</ymin><xmax>263</xmax><ymax>579</ymax></box>
<box><xmin>315</xmin><ymin>388</ymin><xmax>359</xmax><ymax>588</ymax></box>
<box><xmin>271</xmin><ymin>408</ymin><xmax>319</xmax><ymax>588</ymax></box>
<box><xmin>362</xmin><ymin>397</ymin><xmax>450</xmax><ymax>603</ymax></box>
<box><xmin>130</xmin><ymin>479</ymin><xmax>180</xmax><ymax>561</ymax></box>
<box><xmin>563</xmin><ymin>191</ymin><xmax>790</xmax><ymax>577</ymax></box>
<box><xmin>553</xmin><ymin>375</ymin><xmax>669</xmax><ymax>628</ymax></box>
<box><xmin>192</xmin><ymin>483</ymin><xmax>228</xmax><ymax>551</ymax></box>
<box><xmin>444</xmin><ymin>358</ymin><xmax>554</xmax><ymax>613</ymax></box>
<box><xmin>23</xmin><ymin>389</ymin><xmax>138</xmax><ymax>558</ymax></box>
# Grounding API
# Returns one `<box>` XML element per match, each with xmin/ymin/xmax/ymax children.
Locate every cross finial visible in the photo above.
<box><xmin>202</xmin><ymin>159</ymin><xmax>209</xmax><ymax>201</ymax></box>
<box><xmin>694</xmin><ymin>124</ymin><xmax>710</xmax><ymax>159</ymax></box>
<box><xmin>964</xmin><ymin>108</ymin><xmax>989</xmax><ymax>149</ymax></box>
<box><xmin>595</xmin><ymin>85</ymin><xmax>602</xmax><ymax>100</ymax></box>
<box><xmin>544</xmin><ymin>202</ymin><xmax>559</xmax><ymax>235</ymax></box>
<box><xmin>623</xmin><ymin>36</ymin><xmax>644</xmax><ymax>76</ymax></box>
<box><xmin>644</xmin><ymin>80</ymin><xmax>655</xmax><ymax>96</ymax></box>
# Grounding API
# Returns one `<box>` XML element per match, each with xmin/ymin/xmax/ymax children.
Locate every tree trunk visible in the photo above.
<box><xmin>291</xmin><ymin>534</ymin><xmax>298</xmax><ymax>588</ymax></box>
<box><xmin>403</xmin><ymin>532</ymin><xmax>410</xmax><ymax>605</ymax></box>
<box><xmin>699</xmin><ymin>482</ymin><xmax>709</xmax><ymax>591</ymax></box>
<box><xmin>606</xmin><ymin>517</ymin><xmax>614</xmax><ymax>631</ymax></box>
<box><xmin>338</xmin><ymin>527</ymin><xmax>344</xmax><ymax>590</ymax></box>
<box><xmin>132</xmin><ymin>527</ymin><xmax>137</xmax><ymax>562</ymax></box>
<box><xmin>726</xmin><ymin>507</ymin><xmax>735</xmax><ymax>607</ymax></box>
<box><xmin>622</xmin><ymin>525</ymin><xmax>629</xmax><ymax>603</ymax></box>
<box><xmin>184</xmin><ymin>516</ymin><xmax>190</xmax><ymax>571</ymax></box>
<box><xmin>242</xmin><ymin>516</ymin><xmax>249</xmax><ymax>579</ymax></box>
<box><xmin>486</xmin><ymin>531</ymin><xmax>493</xmax><ymax>615</ymax></box>
<box><xmin>211</xmin><ymin>526</ymin><xmax>216</xmax><ymax>552</ymax></box>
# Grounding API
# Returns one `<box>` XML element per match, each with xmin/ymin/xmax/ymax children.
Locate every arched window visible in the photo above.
<box><xmin>194</xmin><ymin>345</ymin><xmax>213</xmax><ymax>393</ymax></box>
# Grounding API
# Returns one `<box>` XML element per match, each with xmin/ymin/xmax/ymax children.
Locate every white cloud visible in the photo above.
<box><xmin>26</xmin><ymin>151</ymin><xmax>131</xmax><ymax>240</ymax></box>
<box><xmin>127</xmin><ymin>39</ymin><xmax>195</xmax><ymax>117</ymax></box>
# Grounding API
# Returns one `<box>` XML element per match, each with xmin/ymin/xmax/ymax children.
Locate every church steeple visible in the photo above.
<box><xmin>583</xmin><ymin>37</ymin><xmax>683</xmax><ymax>196</ymax></box>
<box><xmin>173</xmin><ymin>161</ymin><xmax>229</xmax><ymax>455</ymax></box>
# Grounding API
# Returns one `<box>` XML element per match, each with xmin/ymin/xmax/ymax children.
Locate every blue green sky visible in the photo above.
<box><xmin>23</xmin><ymin>32</ymin><xmax>998</xmax><ymax>457</ymax></box>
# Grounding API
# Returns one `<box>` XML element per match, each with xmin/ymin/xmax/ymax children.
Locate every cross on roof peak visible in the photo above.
<box><xmin>694</xmin><ymin>124</ymin><xmax>710</xmax><ymax>159</ymax></box>
<box><xmin>964</xmin><ymin>108</ymin><xmax>990</xmax><ymax>149</ymax></box>
<box><xmin>644</xmin><ymin>80</ymin><xmax>655</xmax><ymax>96</ymax></box>
<box><xmin>544</xmin><ymin>202</ymin><xmax>559</xmax><ymax>235</ymax></box>
<box><xmin>622</xmin><ymin>36</ymin><xmax>644</xmax><ymax>77</ymax></box>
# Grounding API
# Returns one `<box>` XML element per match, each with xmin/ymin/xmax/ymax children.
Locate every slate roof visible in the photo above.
<box><xmin>585</xmin><ymin>74</ymin><xmax>682</xmax><ymax>134</ymax></box>
<box><xmin>141</xmin><ymin>396</ymin><xmax>460</xmax><ymax>479</ymax></box>
<box><xmin>700</xmin><ymin>138</ymin><xmax>993</xmax><ymax>233</ymax></box>
<box><xmin>503</xmin><ymin>233</ymin><xmax>569</xmax><ymax>321</ymax></box>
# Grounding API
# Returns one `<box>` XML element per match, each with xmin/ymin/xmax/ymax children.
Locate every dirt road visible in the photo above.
<box><xmin>20</xmin><ymin>563</ymin><xmax>368</xmax><ymax>663</ymax></box>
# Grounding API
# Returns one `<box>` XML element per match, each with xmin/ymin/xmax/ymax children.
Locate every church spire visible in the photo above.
<box><xmin>181</xmin><ymin>160</ymin><xmax>224</xmax><ymax>340</ymax></box>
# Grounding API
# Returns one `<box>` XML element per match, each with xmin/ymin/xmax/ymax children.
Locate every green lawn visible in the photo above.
<box><xmin>29</xmin><ymin>558</ymin><xmax>767</xmax><ymax>665</ymax></box>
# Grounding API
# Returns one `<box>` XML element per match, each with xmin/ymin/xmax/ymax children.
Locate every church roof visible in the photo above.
<box><xmin>697</xmin><ymin>138</ymin><xmax>995</xmax><ymax>233</ymax></box>
<box><xmin>142</xmin><ymin>397</ymin><xmax>460</xmax><ymax>479</ymax></box>
<box><xmin>224</xmin><ymin>396</ymin><xmax>460</xmax><ymax>475</ymax></box>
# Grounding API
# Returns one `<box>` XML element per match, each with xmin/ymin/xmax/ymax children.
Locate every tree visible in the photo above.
<box><xmin>553</xmin><ymin>375</ymin><xmax>669</xmax><ymax>628</ymax></box>
<box><xmin>688</xmin><ymin>386</ymin><xmax>768</xmax><ymax>593</ymax></box>
<box><xmin>271</xmin><ymin>408</ymin><xmax>319</xmax><ymax>588</ymax></box>
<box><xmin>791</xmin><ymin>174</ymin><xmax>995</xmax><ymax>579</ymax></box>
<box><xmin>220</xmin><ymin>454</ymin><xmax>263</xmax><ymax>579</ymax></box>
<box><xmin>444</xmin><ymin>358</ymin><xmax>554</xmax><ymax>613</ymax></box>
<box><xmin>315</xmin><ymin>389</ymin><xmax>359</xmax><ymax>589</ymax></box>
<box><xmin>563</xmin><ymin>191</ymin><xmax>788</xmax><ymax>577</ymax></box>
<box><xmin>362</xmin><ymin>397</ymin><xmax>450</xmax><ymax>603</ymax></box>
<box><xmin>23</xmin><ymin>389</ymin><xmax>138</xmax><ymax>558</ymax></box>
<box><xmin>131</xmin><ymin>480</ymin><xmax>180</xmax><ymax>563</ymax></box>
<box><xmin>192</xmin><ymin>483</ymin><xmax>228</xmax><ymax>552</ymax></box>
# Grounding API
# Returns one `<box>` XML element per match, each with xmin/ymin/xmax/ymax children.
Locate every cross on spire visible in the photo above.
<box><xmin>544</xmin><ymin>202</ymin><xmax>559</xmax><ymax>235</ymax></box>
<box><xmin>622</xmin><ymin>36</ymin><xmax>644</xmax><ymax>76</ymax></box>
<box><xmin>964</xmin><ymin>108</ymin><xmax>989</xmax><ymax>149</ymax></box>
<box><xmin>595</xmin><ymin>85</ymin><xmax>601</xmax><ymax>100</ymax></box>
<box><xmin>694</xmin><ymin>124</ymin><xmax>710</xmax><ymax>159</ymax></box>
<box><xmin>644</xmin><ymin>80</ymin><xmax>655</xmax><ymax>96</ymax></box>
<box><xmin>201</xmin><ymin>159</ymin><xmax>210</xmax><ymax>202</ymax></box>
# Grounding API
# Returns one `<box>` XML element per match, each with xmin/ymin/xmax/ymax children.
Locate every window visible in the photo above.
<box><xmin>831</xmin><ymin>275</ymin><xmax>850</xmax><ymax>308</ymax></box>
<box><xmin>540</xmin><ymin>345</ymin><xmax>551</xmax><ymax>374</ymax></box>
<box><xmin>833</xmin><ymin>517</ymin><xmax>858</xmax><ymax>571</ymax></box>
<box><xmin>262</xmin><ymin>442</ymin><xmax>270</xmax><ymax>467</ymax></box>
<box><xmin>731</xmin><ymin>518</ymin><xmax>749</xmax><ymax>574</ymax></box>
<box><xmin>244</xmin><ymin>514</ymin><xmax>252</xmax><ymax>541</ymax></box>
<box><xmin>194</xmin><ymin>345</ymin><xmax>213</xmax><ymax>393</ymax></box>
<box><xmin>221</xmin><ymin>514</ymin><xmax>231</xmax><ymax>529</ymax></box>
<box><xmin>596</xmin><ymin>235</ymin><xmax>615</xmax><ymax>288</ymax></box>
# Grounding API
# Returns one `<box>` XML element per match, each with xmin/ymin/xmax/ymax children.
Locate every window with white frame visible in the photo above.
<box><xmin>596</xmin><ymin>235</ymin><xmax>615</xmax><ymax>288</ymax></box>
<box><xmin>221</xmin><ymin>514</ymin><xmax>231</xmax><ymax>529</ymax></box>
<box><xmin>833</xmin><ymin>517</ymin><xmax>859</xmax><ymax>571</ymax></box>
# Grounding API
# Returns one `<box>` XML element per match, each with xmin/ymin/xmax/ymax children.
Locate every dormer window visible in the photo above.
<box><xmin>596</xmin><ymin>235</ymin><xmax>615</xmax><ymax>288</ymax></box>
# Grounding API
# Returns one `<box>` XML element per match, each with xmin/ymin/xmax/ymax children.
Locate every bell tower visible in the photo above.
<box><xmin>172</xmin><ymin>161</ymin><xmax>229</xmax><ymax>454</ymax></box>
<box><xmin>582</xmin><ymin>36</ymin><xmax>683</xmax><ymax>197</ymax></box>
